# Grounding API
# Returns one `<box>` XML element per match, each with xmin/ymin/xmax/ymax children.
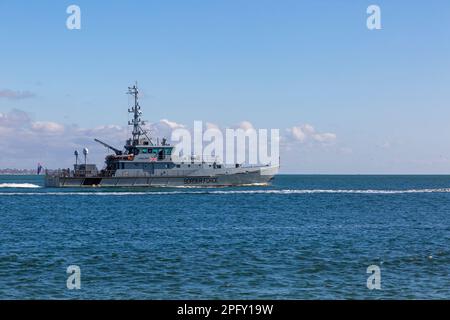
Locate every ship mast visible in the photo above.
<box><xmin>127</xmin><ymin>83</ymin><xmax>147</xmax><ymax>146</ymax></box>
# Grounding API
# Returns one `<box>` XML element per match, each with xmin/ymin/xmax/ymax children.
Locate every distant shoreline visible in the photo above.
<box><xmin>0</xmin><ymin>170</ymin><xmax>38</xmax><ymax>175</ymax></box>
<box><xmin>0</xmin><ymin>174</ymin><xmax>38</xmax><ymax>176</ymax></box>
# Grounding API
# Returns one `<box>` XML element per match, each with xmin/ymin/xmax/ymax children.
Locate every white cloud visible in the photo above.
<box><xmin>235</xmin><ymin>121</ymin><xmax>254</xmax><ymax>131</ymax></box>
<box><xmin>313</xmin><ymin>132</ymin><xmax>337</xmax><ymax>143</ymax></box>
<box><xmin>290</xmin><ymin>126</ymin><xmax>307</xmax><ymax>142</ymax></box>
<box><xmin>0</xmin><ymin>109</ymin><xmax>30</xmax><ymax>127</ymax></box>
<box><xmin>158</xmin><ymin>119</ymin><xmax>185</xmax><ymax>130</ymax></box>
<box><xmin>31</xmin><ymin>121</ymin><xmax>65</xmax><ymax>133</ymax></box>
<box><xmin>145</xmin><ymin>119</ymin><xmax>186</xmax><ymax>143</ymax></box>
<box><xmin>1</xmin><ymin>109</ymin><xmax>338</xmax><ymax>170</ymax></box>
<box><xmin>286</xmin><ymin>124</ymin><xmax>337</xmax><ymax>144</ymax></box>
<box><xmin>0</xmin><ymin>109</ymin><xmax>129</xmax><ymax>168</ymax></box>
<box><xmin>205</xmin><ymin>122</ymin><xmax>219</xmax><ymax>130</ymax></box>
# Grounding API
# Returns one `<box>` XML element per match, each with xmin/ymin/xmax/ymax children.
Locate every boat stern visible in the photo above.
<box><xmin>44</xmin><ymin>175</ymin><xmax>61</xmax><ymax>188</ymax></box>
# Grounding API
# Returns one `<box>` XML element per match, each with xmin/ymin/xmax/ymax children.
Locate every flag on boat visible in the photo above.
<box><xmin>37</xmin><ymin>163</ymin><xmax>43</xmax><ymax>175</ymax></box>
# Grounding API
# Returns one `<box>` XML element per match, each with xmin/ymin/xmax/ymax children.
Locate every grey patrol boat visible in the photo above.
<box><xmin>45</xmin><ymin>84</ymin><xmax>278</xmax><ymax>188</ymax></box>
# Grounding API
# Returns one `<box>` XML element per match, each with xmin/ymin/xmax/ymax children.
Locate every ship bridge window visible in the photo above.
<box><xmin>141</xmin><ymin>148</ymin><xmax>148</xmax><ymax>154</ymax></box>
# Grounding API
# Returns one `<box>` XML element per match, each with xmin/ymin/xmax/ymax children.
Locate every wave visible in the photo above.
<box><xmin>0</xmin><ymin>183</ymin><xmax>41</xmax><ymax>189</ymax></box>
<box><xmin>1</xmin><ymin>188</ymin><xmax>450</xmax><ymax>196</ymax></box>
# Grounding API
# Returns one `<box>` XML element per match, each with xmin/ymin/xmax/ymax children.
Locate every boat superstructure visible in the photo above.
<box><xmin>45</xmin><ymin>84</ymin><xmax>278</xmax><ymax>187</ymax></box>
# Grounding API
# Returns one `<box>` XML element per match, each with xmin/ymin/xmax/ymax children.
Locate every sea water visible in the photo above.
<box><xmin>0</xmin><ymin>175</ymin><xmax>449</xmax><ymax>299</ymax></box>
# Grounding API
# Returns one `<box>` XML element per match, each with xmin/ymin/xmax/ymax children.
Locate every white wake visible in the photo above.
<box><xmin>0</xmin><ymin>183</ymin><xmax>41</xmax><ymax>189</ymax></box>
<box><xmin>1</xmin><ymin>188</ymin><xmax>450</xmax><ymax>195</ymax></box>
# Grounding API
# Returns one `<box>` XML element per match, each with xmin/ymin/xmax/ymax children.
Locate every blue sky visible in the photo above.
<box><xmin>1</xmin><ymin>1</ymin><xmax>450</xmax><ymax>173</ymax></box>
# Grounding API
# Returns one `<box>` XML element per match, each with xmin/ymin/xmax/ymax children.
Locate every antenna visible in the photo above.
<box><xmin>74</xmin><ymin>150</ymin><xmax>79</xmax><ymax>166</ymax></box>
<box><xmin>127</xmin><ymin>82</ymin><xmax>147</xmax><ymax>146</ymax></box>
<box><xmin>83</xmin><ymin>148</ymin><xmax>88</xmax><ymax>168</ymax></box>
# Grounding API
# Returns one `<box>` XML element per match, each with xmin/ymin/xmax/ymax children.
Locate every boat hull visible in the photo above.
<box><xmin>44</xmin><ymin>167</ymin><xmax>277</xmax><ymax>188</ymax></box>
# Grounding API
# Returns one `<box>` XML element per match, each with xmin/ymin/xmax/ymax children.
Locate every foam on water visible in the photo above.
<box><xmin>1</xmin><ymin>188</ymin><xmax>450</xmax><ymax>196</ymax></box>
<box><xmin>0</xmin><ymin>183</ymin><xmax>41</xmax><ymax>189</ymax></box>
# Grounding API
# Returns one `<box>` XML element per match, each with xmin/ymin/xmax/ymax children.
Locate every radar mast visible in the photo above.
<box><xmin>127</xmin><ymin>83</ymin><xmax>148</xmax><ymax>145</ymax></box>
